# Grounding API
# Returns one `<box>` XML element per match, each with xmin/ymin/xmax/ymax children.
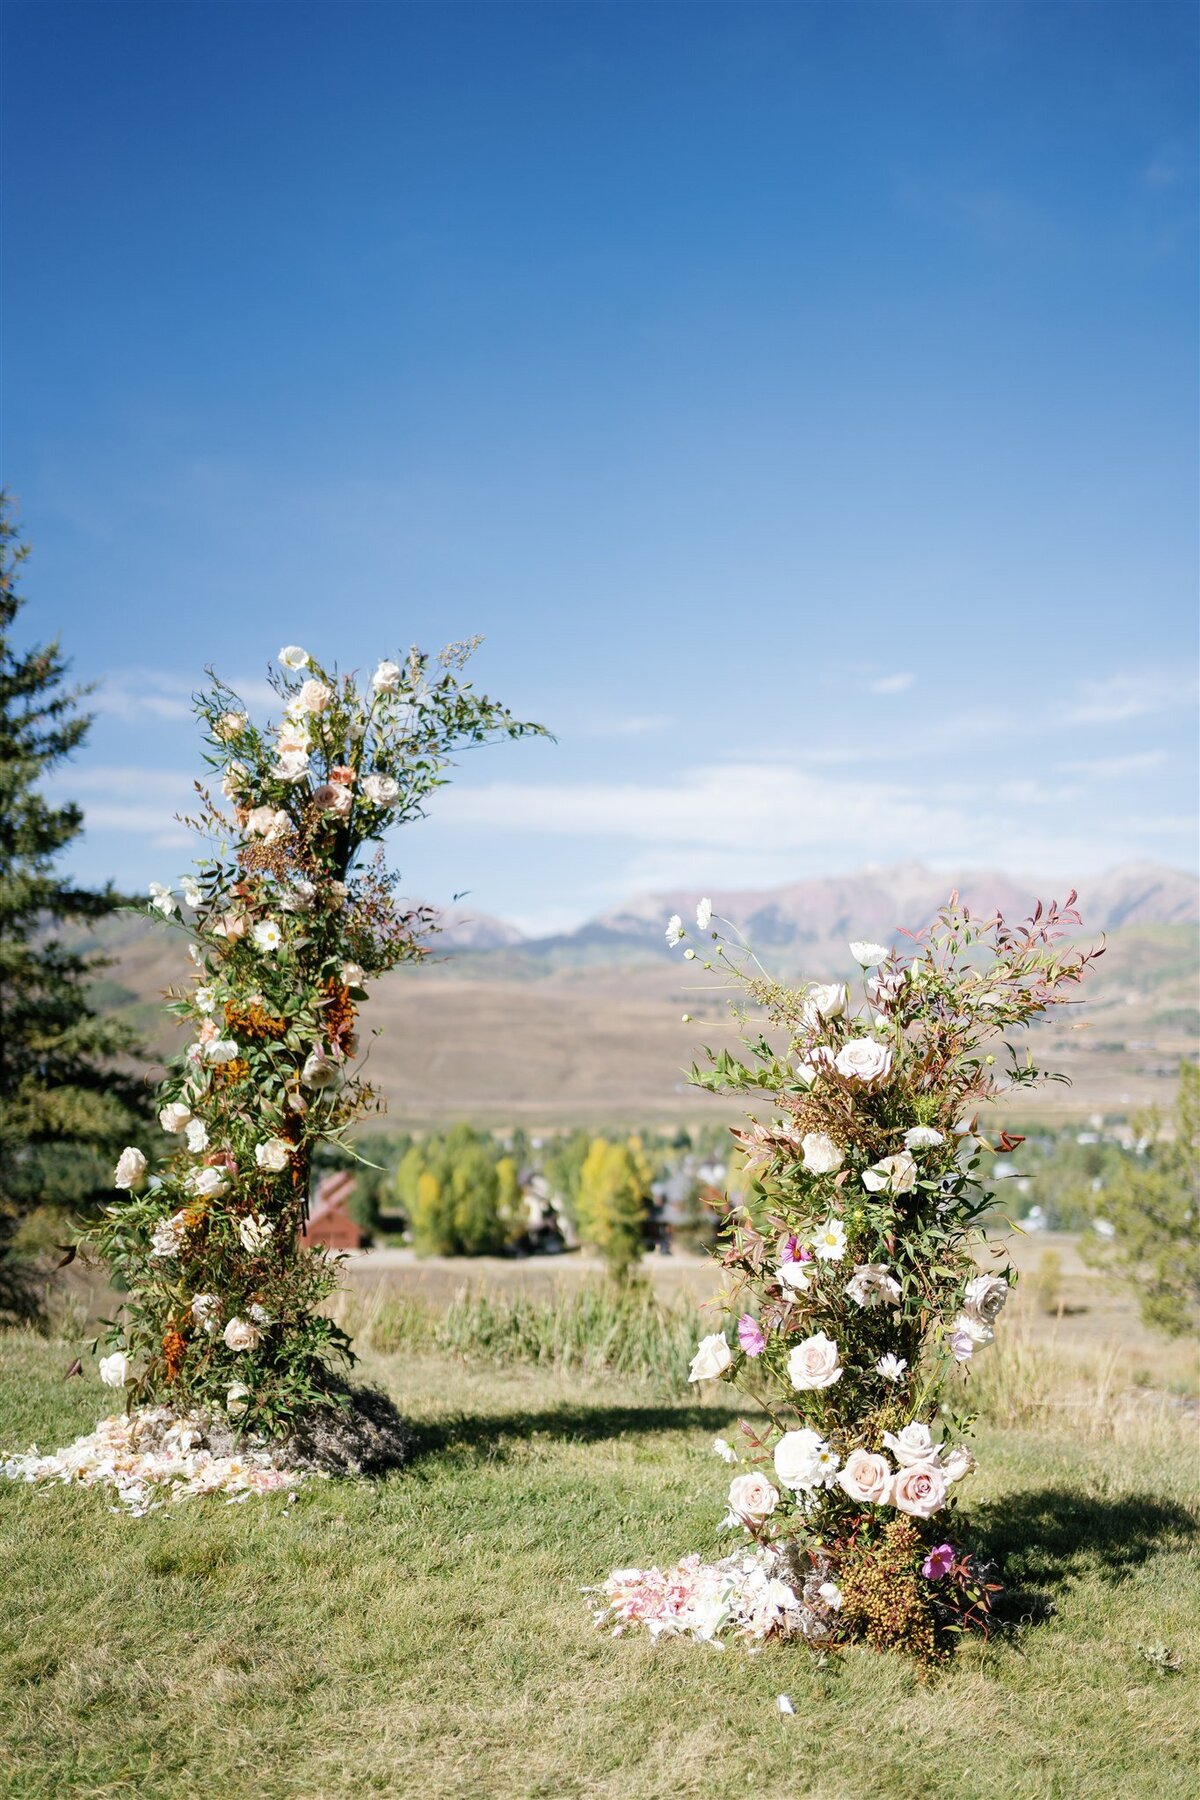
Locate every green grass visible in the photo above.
<box><xmin>2</xmin><ymin>1333</ymin><xmax>1198</xmax><ymax>1800</ymax></box>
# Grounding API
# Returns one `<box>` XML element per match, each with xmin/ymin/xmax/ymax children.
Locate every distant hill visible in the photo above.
<box><xmin>85</xmin><ymin>862</ymin><xmax>1197</xmax><ymax>1127</ymax></box>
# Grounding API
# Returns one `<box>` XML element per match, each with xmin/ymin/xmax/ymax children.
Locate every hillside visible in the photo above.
<box><xmin>85</xmin><ymin>861</ymin><xmax>1197</xmax><ymax>1127</ymax></box>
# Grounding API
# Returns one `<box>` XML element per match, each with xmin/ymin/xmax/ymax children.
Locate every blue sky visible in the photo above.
<box><xmin>4</xmin><ymin>0</ymin><xmax>1196</xmax><ymax>934</ymax></box>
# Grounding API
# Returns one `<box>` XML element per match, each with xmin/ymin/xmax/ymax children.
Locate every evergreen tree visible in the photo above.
<box><xmin>0</xmin><ymin>497</ymin><xmax>149</xmax><ymax>1314</ymax></box>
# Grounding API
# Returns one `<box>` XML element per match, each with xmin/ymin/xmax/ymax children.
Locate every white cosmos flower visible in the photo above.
<box><xmin>253</xmin><ymin>919</ymin><xmax>283</xmax><ymax>952</ymax></box>
<box><xmin>848</xmin><ymin>940</ymin><xmax>889</xmax><ymax>967</ymax></box>
<box><xmin>903</xmin><ymin>1126</ymin><xmax>944</xmax><ymax>1150</ymax></box>
<box><xmin>712</xmin><ymin>1437</ymin><xmax>738</xmax><ymax>1464</ymax></box>
<box><xmin>180</xmin><ymin>877</ymin><xmax>203</xmax><ymax>908</ymax></box>
<box><xmin>98</xmin><ymin>1351</ymin><xmax>128</xmax><ymax>1388</ymax></box>
<box><xmin>205</xmin><ymin>1038</ymin><xmax>240</xmax><ymax>1064</ymax></box>
<box><xmin>696</xmin><ymin>897</ymin><xmax>713</xmax><ymax>930</ymax></box>
<box><xmin>875</xmin><ymin>1352</ymin><xmax>908</xmax><ymax>1382</ymax></box>
<box><xmin>665</xmin><ymin>914</ymin><xmax>685</xmax><ymax>946</ymax></box>
<box><xmin>812</xmin><ymin>1219</ymin><xmax>847</xmax><ymax>1262</ymax></box>
<box><xmin>148</xmin><ymin>882</ymin><xmax>177</xmax><ymax>917</ymax></box>
<box><xmin>278</xmin><ymin>645</ymin><xmax>310</xmax><ymax>669</ymax></box>
<box><xmin>194</xmin><ymin>987</ymin><xmax>216</xmax><ymax>1014</ymax></box>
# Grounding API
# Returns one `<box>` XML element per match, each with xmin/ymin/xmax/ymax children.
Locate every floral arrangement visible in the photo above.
<box><xmin>601</xmin><ymin>891</ymin><xmax>1099</xmax><ymax>1661</ymax></box>
<box><xmin>84</xmin><ymin>642</ymin><xmax>543</xmax><ymax>1438</ymax></box>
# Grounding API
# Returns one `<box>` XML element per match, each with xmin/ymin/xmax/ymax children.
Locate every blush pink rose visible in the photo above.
<box><xmin>888</xmin><ymin>1461</ymin><xmax>948</xmax><ymax>1519</ymax></box>
<box><xmin>836</xmin><ymin>1448</ymin><xmax>892</xmax><ymax>1506</ymax></box>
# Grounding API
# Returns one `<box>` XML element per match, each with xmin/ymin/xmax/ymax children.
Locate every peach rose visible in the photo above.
<box><xmin>312</xmin><ymin>782</ymin><xmax>352</xmax><ymax>817</ymax></box>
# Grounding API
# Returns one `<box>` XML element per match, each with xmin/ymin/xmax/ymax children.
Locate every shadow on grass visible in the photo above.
<box><xmin>970</xmin><ymin>1486</ymin><xmax>1199</xmax><ymax>1623</ymax></box>
<box><xmin>404</xmin><ymin>1400</ymin><xmax>742</xmax><ymax>1463</ymax></box>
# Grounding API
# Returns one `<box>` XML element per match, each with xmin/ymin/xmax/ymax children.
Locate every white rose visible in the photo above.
<box><xmin>848</xmin><ymin>941</ymin><xmax>889</xmax><ymax>967</ymax></box>
<box><xmin>801</xmin><ymin>1132</ymin><xmax>844</xmax><ymax>1175</ymax></box>
<box><xmin>98</xmin><ymin>1350</ymin><xmax>128</xmax><ymax>1388</ymax></box>
<box><xmin>272</xmin><ymin>749</ymin><xmax>311</xmax><ymax>785</ymax></box>
<box><xmin>773</xmin><ymin>1428</ymin><xmax>828</xmax><ymax>1491</ymax></box>
<box><xmin>834</xmin><ymin>1038</ymin><xmax>894</xmax><ymax>1088</ymax></box>
<box><xmin>158</xmin><ymin>1103</ymin><xmax>192</xmax><ymax>1134</ymax></box>
<box><xmin>728</xmin><ymin>1471</ymin><xmax>779</xmax><ymax>1526</ymax></box>
<box><xmin>804</xmin><ymin>982</ymin><xmax>847</xmax><ymax>1022</ymax></box>
<box><xmin>191</xmin><ymin>1293</ymin><xmax>221</xmax><ymax>1328</ymax></box>
<box><xmin>237</xmin><ymin>1214</ymin><xmax>275</xmax><ymax>1252</ymax></box>
<box><xmin>903</xmin><ymin>1126</ymin><xmax>944</xmax><ymax>1150</ymax></box>
<box><xmin>688</xmin><ymin>1333</ymin><xmax>732</xmax><ymax>1383</ymax></box>
<box><xmin>361</xmin><ymin>773</ymin><xmax>400</xmax><ymax>806</ymax></box>
<box><xmin>246</xmin><ymin>805</ymin><xmax>290</xmax><ymax>840</ymax></box>
<box><xmin>883</xmin><ymin>1422</ymin><xmax>938</xmax><ymax>1466</ymax></box>
<box><xmin>185</xmin><ymin>1118</ymin><xmax>209</xmax><ymax>1154</ymax></box>
<box><xmin>150</xmin><ymin>1212</ymin><xmax>187</xmax><ymax>1258</ymax></box>
<box><xmin>371</xmin><ymin>659</ymin><xmax>402</xmax><ymax>691</ymax></box>
<box><xmin>212</xmin><ymin>711</ymin><xmax>248</xmax><ymax>742</ymax></box>
<box><xmin>889</xmin><ymin>1461</ymin><xmax>948</xmax><ymax>1519</ymax></box>
<box><xmin>226</xmin><ymin>1381</ymin><xmax>251</xmax><ymax>1413</ymax></box>
<box><xmin>844</xmin><ymin>1263</ymin><xmax>902</xmax><ymax>1309</ymax></box>
<box><xmin>189</xmin><ymin>1166</ymin><xmax>229</xmax><ymax>1200</ymax></box>
<box><xmin>255</xmin><ymin>1139</ymin><xmax>291</xmax><ymax>1173</ymax></box>
<box><xmin>787</xmin><ymin>1331</ymin><xmax>843</xmax><ymax>1391</ymax></box>
<box><xmin>297</xmin><ymin>678</ymin><xmax>331</xmax><ymax>714</ymax></box>
<box><xmin>964</xmin><ymin>1273</ymin><xmax>1010</xmax><ymax>1326</ymax></box>
<box><xmin>952</xmin><ymin>1309</ymin><xmax>995</xmax><ymax>1348</ymax></box>
<box><xmin>941</xmin><ymin>1445</ymin><xmax>976</xmax><ymax>1484</ymax></box>
<box><xmin>278</xmin><ymin>645</ymin><xmax>310</xmax><ymax>669</ymax></box>
<box><xmin>301</xmin><ymin>1045</ymin><xmax>340</xmax><ymax>1089</ymax></box>
<box><xmin>837</xmin><ymin>1448</ymin><xmax>892</xmax><ymax>1505</ymax></box>
<box><xmin>221</xmin><ymin>761</ymin><xmax>250</xmax><ymax>799</ymax></box>
<box><xmin>113</xmin><ymin>1147</ymin><xmax>147</xmax><ymax>1190</ymax></box>
<box><xmin>861</xmin><ymin>1152</ymin><xmax>917</xmax><ymax>1195</ymax></box>
<box><xmin>223</xmin><ymin>1317</ymin><xmax>261</xmax><ymax>1353</ymax></box>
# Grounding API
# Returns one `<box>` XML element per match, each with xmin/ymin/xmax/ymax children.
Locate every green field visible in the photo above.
<box><xmin>2</xmin><ymin>1312</ymin><xmax>1197</xmax><ymax>1800</ymax></box>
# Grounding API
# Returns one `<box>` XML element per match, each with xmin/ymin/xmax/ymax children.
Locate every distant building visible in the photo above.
<box><xmin>302</xmin><ymin>1170</ymin><xmax>370</xmax><ymax>1250</ymax></box>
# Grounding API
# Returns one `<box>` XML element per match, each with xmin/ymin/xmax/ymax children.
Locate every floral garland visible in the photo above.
<box><xmin>83</xmin><ymin>642</ymin><xmax>543</xmax><ymax>1438</ymax></box>
<box><xmin>601</xmin><ymin>891</ymin><xmax>1099</xmax><ymax>1661</ymax></box>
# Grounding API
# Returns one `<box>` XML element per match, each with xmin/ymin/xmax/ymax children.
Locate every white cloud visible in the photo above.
<box><xmin>1057</xmin><ymin>751</ymin><xmax>1168</xmax><ymax>779</ymax></box>
<box><xmin>581</xmin><ymin>712</ymin><xmax>674</xmax><ymax>738</ymax></box>
<box><xmin>865</xmin><ymin>672</ymin><xmax>914</xmax><ymax>696</ymax></box>
<box><xmin>1060</xmin><ymin>674</ymin><xmax>1197</xmax><ymax>728</ymax></box>
<box><xmin>96</xmin><ymin>669</ymin><xmax>278</xmax><ymax>722</ymax></box>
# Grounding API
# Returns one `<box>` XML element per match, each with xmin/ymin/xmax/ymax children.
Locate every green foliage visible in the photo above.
<box><xmin>0</xmin><ymin>498</ymin><xmax>150</xmax><ymax>1316</ymax></box>
<box><xmin>398</xmin><ymin>1124</ymin><xmax>523</xmax><ymax>1256</ymax></box>
<box><xmin>575</xmin><ymin>1136</ymin><xmax>651</xmax><ymax>1283</ymax></box>
<box><xmin>1081</xmin><ymin>1063</ymin><xmax>1200</xmax><ymax>1337</ymax></box>
<box><xmin>541</xmin><ymin>1127</ymin><xmax>590</xmax><ymax>1229</ymax></box>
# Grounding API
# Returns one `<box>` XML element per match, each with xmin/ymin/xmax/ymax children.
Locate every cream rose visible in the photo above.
<box><xmin>371</xmin><ymin>659</ymin><xmax>402</xmax><ymax>691</ymax></box>
<box><xmin>189</xmin><ymin>1166</ymin><xmax>229</xmax><ymax>1200</ymax></box>
<box><xmin>952</xmin><ymin>1310</ymin><xmax>994</xmax><ymax>1349</ymax></box>
<box><xmin>804</xmin><ymin>982</ymin><xmax>847</xmax><ymax>1022</ymax></box>
<box><xmin>296</xmin><ymin>678</ymin><xmax>331</xmax><ymax>714</ymax></box>
<box><xmin>688</xmin><ymin>1333</ymin><xmax>732</xmax><ymax>1383</ymax></box>
<box><xmin>834</xmin><ymin>1038</ymin><xmax>894</xmax><ymax>1088</ymax></box>
<box><xmin>237</xmin><ymin>1215</ymin><xmax>275</xmax><ymax>1253</ymax></box>
<box><xmin>113</xmin><ymin>1147</ymin><xmax>147</xmax><ymax>1190</ymax></box>
<box><xmin>185</xmin><ymin>1119</ymin><xmax>209</xmax><ymax>1153</ymax></box>
<box><xmin>773</xmin><ymin>1428</ymin><xmax>828</xmax><ymax>1491</ymax></box>
<box><xmin>98</xmin><ymin>1350</ymin><xmax>128</xmax><ymax>1388</ymax></box>
<box><xmin>964</xmin><ymin>1273</ymin><xmax>1010</xmax><ymax>1326</ymax></box>
<box><xmin>787</xmin><ymin>1331</ymin><xmax>843</xmax><ymax>1391</ymax></box>
<box><xmin>882</xmin><ymin>1421</ymin><xmax>937</xmax><ymax>1466</ymax></box>
<box><xmin>205</xmin><ymin>1038</ymin><xmax>240</xmax><ymax>1064</ymax></box>
<box><xmin>272</xmin><ymin>749</ymin><xmax>311</xmax><ymax>784</ymax></box>
<box><xmin>255</xmin><ymin>1139</ymin><xmax>291</xmax><ymax>1173</ymax></box>
<box><xmin>837</xmin><ymin>1448</ymin><xmax>892</xmax><ymax>1505</ymax></box>
<box><xmin>861</xmin><ymin>1151</ymin><xmax>917</xmax><ymax>1195</ymax></box>
<box><xmin>941</xmin><ymin>1445</ymin><xmax>976</xmax><ymax>1484</ymax></box>
<box><xmin>223</xmin><ymin>1317</ymin><xmax>261</xmax><ymax>1353</ymax></box>
<box><xmin>301</xmin><ymin>1045</ymin><xmax>340</xmax><ymax>1089</ymax></box>
<box><xmin>226</xmin><ymin>1381</ymin><xmax>251</xmax><ymax>1413</ymax></box>
<box><xmin>889</xmin><ymin>1461</ymin><xmax>948</xmax><ymax>1519</ymax></box>
<box><xmin>728</xmin><ymin>1471</ymin><xmax>779</xmax><ymax>1526</ymax></box>
<box><xmin>361</xmin><ymin>773</ymin><xmax>400</xmax><ymax>806</ymax></box>
<box><xmin>158</xmin><ymin>1102</ymin><xmax>192</xmax><ymax>1134</ymax></box>
<box><xmin>801</xmin><ymin>1132</ymin><xmax>844</xmax><ymax>1175</ymax></box>
<box><xmin>212</xmin><ymin>711</ymin><xmax>248</xmax><ymax>742</ymax></box>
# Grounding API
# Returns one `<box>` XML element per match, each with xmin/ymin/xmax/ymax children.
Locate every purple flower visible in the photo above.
<box><xmin>737</xmin><ymin>1314</ymin><xmax>766</xmax><ymax>1356</ymax></box>
<box><xmin>922</xmin><ymin>1542</ymin><xmax>955</xmax><ymax>1581</ymax></box>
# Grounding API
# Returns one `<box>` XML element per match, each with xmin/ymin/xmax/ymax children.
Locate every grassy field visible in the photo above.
<box><xmin>2</xmin><ymin>1295</ymin><xmax>1198</xmax><ymax>1800</ymax></box>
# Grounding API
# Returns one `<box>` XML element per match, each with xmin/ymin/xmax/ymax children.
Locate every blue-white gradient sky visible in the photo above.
<box><xmin>4</xmin><ymin>1</ymin><xmax>1197</xmax><ymax>934</ymax></box>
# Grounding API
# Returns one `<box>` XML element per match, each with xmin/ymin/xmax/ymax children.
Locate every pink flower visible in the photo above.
<box><xmin>312</xmin><ymin>782</ymin><xmax>352</xmax><ymax>817</ymax></box>
<box><xmin>738</xmin><ymin>1314</ymin><xmax>766</xmax><ymax>1356</ymax></box>
<box><xmin>922</xmin><ymin>1543</ymin><xmax>956</xmax><ymax>1581</ymax></box>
